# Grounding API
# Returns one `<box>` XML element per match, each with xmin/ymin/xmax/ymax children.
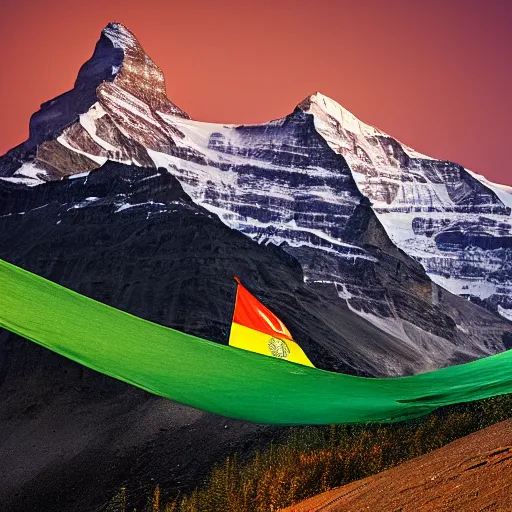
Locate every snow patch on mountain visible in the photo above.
<box><xmin>466</xmin><ymin>168</ymin><xmax>512</xmax><ymax>209</ymax></box>
<box><xmin>115</xmin><ymin>201</ymin><xmax>166</xmax><ymax>213</ymax></box>
<box><xmin>498</xmin><ymin>305</ymin><xmax>512</xmax><ymax>322</ymax></box>
<box><xmin>0</xmin><ymin>163</ymin><xmax>48</xmax><ymax>186</ymax></box>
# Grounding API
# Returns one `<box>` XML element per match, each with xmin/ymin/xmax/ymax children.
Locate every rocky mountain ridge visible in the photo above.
<box><xmin>1</xmin><ymin>23</ymin><xmax>511</xmax><ymax>326</ymax></box>
<box><xmin>300</xmin><ymin>92</ymin><xmax>512</xmax><ymax>318</ymax></box>
<box><xmin>1</xmin><ymin>23</ymin><xmax>511</xmax><ymax>375</ymax></box>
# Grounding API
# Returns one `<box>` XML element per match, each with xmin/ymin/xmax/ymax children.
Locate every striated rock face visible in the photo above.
<box><xmin>299</xmin><ymin>92</ymin><xmax>512</xmax><ymax>317</ymax></box>
<box><xmin>0</xmin><ymin>23</ymin><xmax>188</xmax><ymax>180</ymax></box>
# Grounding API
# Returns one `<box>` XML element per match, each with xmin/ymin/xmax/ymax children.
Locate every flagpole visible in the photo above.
<box><xmin>227</xmin><ymin>277</ymin><xmax>241</xmax><ymax>345</ymax></box>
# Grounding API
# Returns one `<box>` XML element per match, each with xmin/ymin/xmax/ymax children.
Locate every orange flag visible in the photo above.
<box><xmin>229</xmin><ymin>278</ymin><xmax>314</xmax><ymax>367</ymax></box>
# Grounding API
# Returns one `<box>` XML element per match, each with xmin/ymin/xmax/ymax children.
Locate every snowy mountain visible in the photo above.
<box><xmin>300</xmin><ymin>93</ymin><xmax>512</xmax><ymax>318</ymax></box>
<box><xmin>1</xmin><ymin>21</ymin><xmax>512</xmax><ymax>512</ymax></box>
<box><xmin>0</xmin><ymin>22</ymin><xmax>188</xmax><ymax>182</ymax></box>
<box><xmin>1</xmin><ymin>22</ymin><xmax>511</xmax><ymax>370</ymax></box>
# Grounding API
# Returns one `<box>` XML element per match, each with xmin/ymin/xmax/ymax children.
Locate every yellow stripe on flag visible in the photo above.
<box><xmin>229</xmin><ymin>323</ymin><xmax>314</xmax><ymax>367</ymax></box>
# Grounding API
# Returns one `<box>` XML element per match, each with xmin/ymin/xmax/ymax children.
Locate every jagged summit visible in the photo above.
<box><xmin>298</xmin><ymin>91</ymin><xmax>430</xmax><ymax>161</ymax></box>
<box><xmin>0</xmin><ymin>22</ymin><xmax>189</xmax><ymax>180</ymax></box>
<box><xmin>92</xmin><ymin>22</ymin><xmax>188</xmax><ymax>117</ymax></box>
<box><xmin>297</xmin><ymin>91</ymin><xmax>432</xmax><ymax>161</ymax></box>
<box><xmin>33</xmin><ymin>21</ymin><xmax>189</xmax><ymax>141</ymax></box>
<box><xmin>29</xmin><ymin>21</ymin><xmax>189</xmax><ymax>145</ymax></box>
<box><xmin>102</xmin><ymin>22</ymin><xmax>139</xmax><ymax>50</ymax></box>
<box><xmin>299</xmin><ymin>92</ymin><xmax>381</xmax><ymax>138</ymax></box>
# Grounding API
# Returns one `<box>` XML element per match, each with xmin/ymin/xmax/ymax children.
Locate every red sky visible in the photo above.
<box><xmin>0</xmin><ymin>0</ymin><xmax>511</xmax><ymax>184</ymax></box>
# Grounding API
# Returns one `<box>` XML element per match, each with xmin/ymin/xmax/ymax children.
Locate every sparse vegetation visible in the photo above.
<box><xmin>106</xmin><ymin>394</ymin><xmax>512</xmax><ymax>512</ymax></box>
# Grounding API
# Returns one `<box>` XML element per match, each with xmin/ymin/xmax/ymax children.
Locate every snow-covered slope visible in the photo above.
<box><xmin>0</xmin><ymin>23</ymin><xmax>510</xmax><ymax>374</ymax></box>
<box><xmin>299</xmin><ymin>92</ymin><xmax>512</xmax><ymax>317</ymax></box>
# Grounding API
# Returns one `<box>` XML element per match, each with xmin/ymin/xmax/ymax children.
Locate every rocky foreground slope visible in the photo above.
<box><xmin>285</xmin><ymin>419</ymin><xmax>512</xmax><ymax>511</ymax></box>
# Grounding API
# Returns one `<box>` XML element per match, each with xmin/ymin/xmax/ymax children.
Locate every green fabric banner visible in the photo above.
<box><xmin>1</xmin><ymin>258</ymin><xmax>511</xmax><ymax>425</ymax></box>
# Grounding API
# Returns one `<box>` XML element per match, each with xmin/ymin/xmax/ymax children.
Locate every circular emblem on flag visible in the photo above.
<box><xmin>268</xmin><ymin>337</ymin><xmax>290</xmax><ymax>359</ymax></box>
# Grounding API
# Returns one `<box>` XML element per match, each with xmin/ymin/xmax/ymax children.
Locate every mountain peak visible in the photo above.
<box><xmin>298</xmin><ymin>92</ymin><xmax>379</xmax><ymax>137</ymax></box>
<box><xmin>17</xmin><ymin>22</ymin><xmax>189</xmax><ymax>151</ymax></box>
<box><xmin>80</xmin><ymin>22</ymin><xmax>188</xmax><ymax>117</ymax></box>
<box><xmin>102</xmin><ymin>22</ymin><xmax>139</xmax><ymax>51</ymax></box>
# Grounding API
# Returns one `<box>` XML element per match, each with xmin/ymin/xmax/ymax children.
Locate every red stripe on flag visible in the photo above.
<box><xmin>233</xmin><ymin>281</ymin><xmax>293</xmax><ymax>340</ymax></box>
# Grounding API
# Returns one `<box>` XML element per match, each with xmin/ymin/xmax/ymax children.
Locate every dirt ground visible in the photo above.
<box><xmin>284</xmin><ymin>419</ymin><xmax>512</xmax><ymax>512</ymax></box>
